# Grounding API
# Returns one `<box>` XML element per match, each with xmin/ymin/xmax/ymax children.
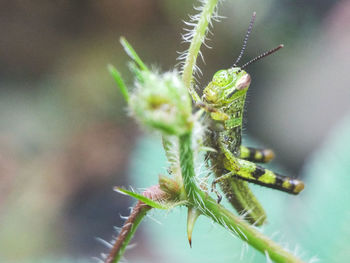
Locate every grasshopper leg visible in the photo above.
<box><xmin>239</xmin><ymin>146</ymin><xmax>275</xmax><ymax>163</ymax></box>
<box><xmin>210</xmin><ymin>183</ymin><xmax>223</xmax><ymax>203</ymax></box>
<box><xmin>212</xmin><ymin>158</ymin><xmax>304</xmax><ymax>197</ymax></box>
<box><xmin>235</xmin><ymin>159</ymin><xmax>305</xmax><ymax>194</ymax></box>
<box><xmin>195</xmin><ymin>102</ymin><xmax>230</xmax><ymax>120</ymax></box>
<box><xmin>212</xmin><ymin>171</ymin><xmax>235</xmax><ymax>186</ymax></box>
<box><xmin>211</xmin><ymin>172</ymin><xmax>234</xmax><ymax>203</ymax></box>
<box><xmin>211</xmin><ymin>171</ymin><xmax>233</xmax><ymax>203</ymax></box>
<box><xmin>218</xmin><ymin>137</ymin><xmax>240</xmax><ymax>172</ymax></box>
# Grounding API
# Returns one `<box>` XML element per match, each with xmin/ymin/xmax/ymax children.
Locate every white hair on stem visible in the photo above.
<box><xmin>177</xmin><ymin>0</ymin><xmax>224</xmax><ymax>80</ymax></box>
<box><xmin>95</xmin><ymin>237</ymin><xmax>113</xmax><ymax>249</ymax></box>
<box><xmin>265</xmin><ymin>250</ymin><xmax>273</xmax><ymax>263</ymax></box>
<box><xmin>240</xmin><ymin>241</ymin><xmax>249</xmax><ymax>261</ymax></box>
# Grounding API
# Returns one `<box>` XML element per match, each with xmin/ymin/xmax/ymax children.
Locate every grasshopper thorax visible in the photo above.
<box><xmin>203</xmin><ymin>67</ymin><xmax>251</xmax><ymax>105</ymax></box>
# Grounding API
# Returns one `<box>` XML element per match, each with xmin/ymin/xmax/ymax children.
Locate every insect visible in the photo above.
<box><xmin>193</xmin><ymin>13</ymin><xmax>305</xmax><ymax>225</ymax></box>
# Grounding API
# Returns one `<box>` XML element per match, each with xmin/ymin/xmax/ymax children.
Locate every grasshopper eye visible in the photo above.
<box><xmin>212</xmin><ymin>70</ymin><xmax>233</xmax><ymax>87</ymax></box>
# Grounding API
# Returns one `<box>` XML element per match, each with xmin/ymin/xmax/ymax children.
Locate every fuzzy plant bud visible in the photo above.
<box><xmin>159</xmin><ymin>174</ymin><xmax>186</xmax><ymax>200</ymax></box>
<box><xmin>130</xmin><ymin>71</ymin><xmax>193</xmax><ymax>135</ymax></box>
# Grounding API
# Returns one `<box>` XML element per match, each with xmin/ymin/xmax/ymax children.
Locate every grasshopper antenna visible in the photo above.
<box><xmin>241</xmin><ymin>44</ymin><xmax>284</xmax><ymax>69</ymax></box>
<box><xmin>233</xmin><ymin>12</ymin><xmax>256</xmax><ymax>66</ymax></box>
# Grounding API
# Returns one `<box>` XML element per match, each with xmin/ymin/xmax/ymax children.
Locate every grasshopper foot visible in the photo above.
<box><xmin>211</xmin><ymin>180</ymin><xmax>222</xmax><ymax>203</ymax></box>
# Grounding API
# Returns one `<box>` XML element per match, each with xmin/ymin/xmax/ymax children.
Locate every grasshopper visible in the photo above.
<box><xmin>192</xmin><ymin>13</ymin><xmax>305</xmax><ymax>225</ymax></box>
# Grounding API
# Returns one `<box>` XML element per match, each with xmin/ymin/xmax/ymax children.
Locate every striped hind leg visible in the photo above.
<box><xmin>239</xmin><ymin>146</ymin><xmax>275</xmax><ymax>163</ymax></box>
<box><xmin>214</xmin><ymin>159</ymin><xmax>305</xmax><ymax>195</ymax></box>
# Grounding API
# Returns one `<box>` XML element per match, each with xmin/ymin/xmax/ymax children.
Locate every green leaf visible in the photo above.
<box><xmin>120</xmin><ymin>37</ymin><xmax>149</xmax><ymax>72</ymax></box>
<box><xmin>107</xmin><ymin>64</ymin><xmax>129</xmax><ymax>102</ymax></box>
<box><xmin>114</xmin><ymin>187</ymin><xmax>170</xmax><ymax>209</ymax></box>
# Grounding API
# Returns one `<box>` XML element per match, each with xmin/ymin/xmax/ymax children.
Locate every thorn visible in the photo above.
<box><xmin>187</xmin><ymin>206</ymin><xmax>201</xmax><ymax>248</ymax></box>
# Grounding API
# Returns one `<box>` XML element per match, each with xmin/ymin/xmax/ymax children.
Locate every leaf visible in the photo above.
<box><xmin>120</xmin><ymin>37</ymin><xmax>149</xmax><ymax>72</ymax></box>
<box><xmin>114</xmin><ymin>187</ymin><xmax>170</xmax><ymax>209</ymax></box>
<box><xmin>107</xmin><ymin>64</ymin><xmax>129</xmax><ymax>102</ymax></box>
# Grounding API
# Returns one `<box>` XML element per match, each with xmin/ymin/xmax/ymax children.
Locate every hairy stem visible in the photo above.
<box><xmin>179</xmin><ymin>132</ymin><xmax>199</xmax><ymax>198</ymax></box>
<box><xmin>105</xmin><ymin>201</ymin><xmax>151</xmax><ymax>263</ymax></box>
<box><xmin>106</xmin><ymin>185</ymin><xmax>167</xmax><ymax>263</ymax></box>
<box><xmin>199</xmin><ymin>193</ymin><xmax>304</xmax><ymax>263</ymax></box>
<box><xmin>182</xmin><ymin>0</ymin><xmax>219</xmax><ymax>103</ymax></box>
<box><xmin>178</xmin><ymin>132</ymin><xmax>303</xmax><ymax>263</ymax></box>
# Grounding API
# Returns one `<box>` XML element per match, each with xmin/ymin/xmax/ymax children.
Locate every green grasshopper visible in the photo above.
<box><xmin>192</xmin><ymin>13</ymin><xmax>305</xmax><ymax>225</ymax></box>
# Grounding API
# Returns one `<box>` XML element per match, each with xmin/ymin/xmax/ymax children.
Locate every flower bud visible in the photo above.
<box><xmin>130</xmin><ymin>71</ymin><xmax>193</xmax><ymax>135</ymax></box>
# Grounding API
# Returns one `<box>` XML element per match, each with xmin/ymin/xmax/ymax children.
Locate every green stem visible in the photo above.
<box><xmin>179</xmin><ymin>132</ymin><xmax>199</xmax><ymax>198</ymax></box>
<box><xmin>105</xmin><ymin>201</ymin><xmax>152</xmax><ymax>263</ymax></box>
<box><xmin>199</xmin><ymin>192</ymin><xmax>304</xmax><ymax>263</ymax></box>
<box><xmin>178</xmin><ymin>132</ymin><xmax>304</xmax><ymax>263</ymax></box>
<box><xmin>182</xmin><ymin>0</ymin><xmax>219</xmax><ymax>103</ymax></box>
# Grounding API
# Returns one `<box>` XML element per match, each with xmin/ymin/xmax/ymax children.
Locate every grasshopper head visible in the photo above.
<box><xmin>203</xmin><ymin>67</ymin><xmax>251</xmax><ymax>105</ymax></box>
<box><xmin>201</xmin><ymin>12</ymin><xmax>282</xmax><ymax>106</ymax></box>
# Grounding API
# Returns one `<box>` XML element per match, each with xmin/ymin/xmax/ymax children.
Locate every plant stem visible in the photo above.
<box><xmin>178</xmin><ymin>132</ymin><xmax>304</xmax><ymax>263</ymax></box>
<box><xmin>106</xmin><ymin>185</ymin><xmax>167</xmax><ymax>263</ymax></box>
<box><xmin>105</xmin><ymin>201</ymin><xmax>151</xmax><ymax>263</ymax></box>
<box><xmin>179</xmin><ymin>132</ymin><xmax>199</xmax><ymax>198</ymax></box>
<box><xmin>199</xmin><ymin>192</ymin><xmax>304</xmax><ymax>263</ymax></box>
<box><xmin>182</xmin><ymin>0</ymin><xmax>219</xmax><ymax>103</ymax></box>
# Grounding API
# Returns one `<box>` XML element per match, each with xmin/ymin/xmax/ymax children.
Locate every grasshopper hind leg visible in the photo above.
<box><xmin>233</xmin><ymin>159</ymin><xmax>305</xmax><ymax>194</ymax></box>
<box><xmin>239</xmin><ymin>146</ymin><xmax>275</xmax><ymax>163</ymax></box>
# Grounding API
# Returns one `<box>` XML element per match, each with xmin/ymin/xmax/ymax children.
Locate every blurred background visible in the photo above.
<box><xmin>0</xmin><ymin>0</ymin><xmax>349</xmax><ymax>262</ymax></box>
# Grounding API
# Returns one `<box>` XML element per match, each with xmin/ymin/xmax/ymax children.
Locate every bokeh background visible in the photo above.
<box><xmin>1</xmin><ymin>0</ymin><xmax>349</xmax><ymax>262</ymax></box>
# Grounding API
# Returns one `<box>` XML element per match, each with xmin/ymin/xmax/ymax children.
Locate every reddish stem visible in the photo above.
<box><xmin>105</xmin><ymin>185</ymin><xmax>167</xmax><ymax>263</ymax></box>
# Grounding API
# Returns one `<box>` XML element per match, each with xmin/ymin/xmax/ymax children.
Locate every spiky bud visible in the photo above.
<box><xmin>129</xmin><ymin>71</ymin><xmax>193</xmax><ymax>135</ymax></box>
